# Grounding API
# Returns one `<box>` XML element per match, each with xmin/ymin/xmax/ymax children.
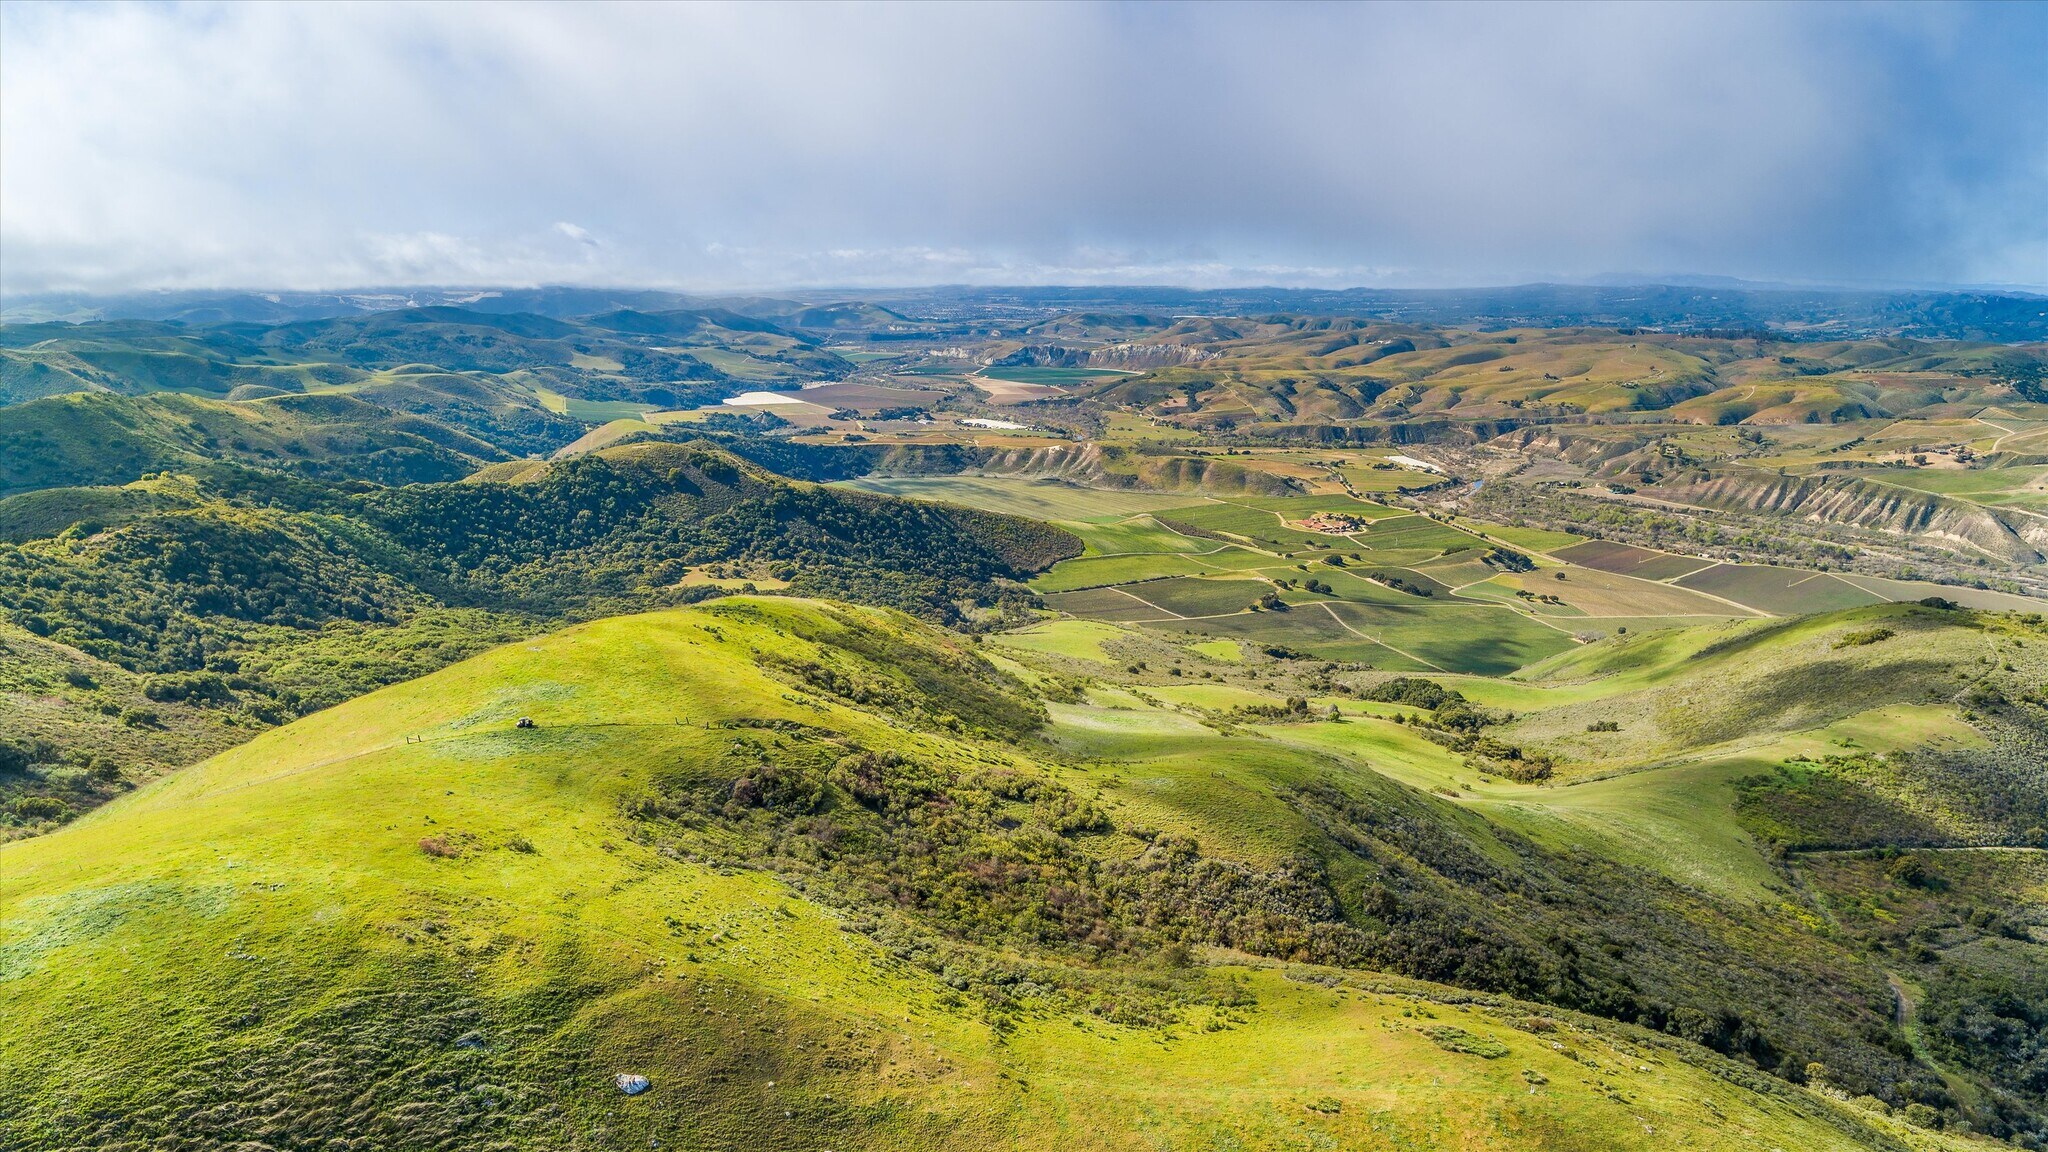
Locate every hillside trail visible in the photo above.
<box><xmin>1780</xmin><ymin>847</ymin><xmax>1995</xmax><ymax>1112</ymax></box>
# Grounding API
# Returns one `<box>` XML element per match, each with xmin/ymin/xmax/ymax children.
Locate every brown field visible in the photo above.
<box><xmin>1552</xmin><ymin>539</ymin><xmax>1716</xmax><ymax>581</ymax></box>
<box><xmin>971</xmin><ymin>378</ymin><xmax>1067</xmax><ymax>404</ymax></box>
<box><xmin>793</xmin><ymin>382</ymin><xmax>947</xmax><ymax>411</ymax></box>
<box><xmin>1492</xmin><ymin>566</ymin><xmax>1755</xmax><ymax>618</ymax></box>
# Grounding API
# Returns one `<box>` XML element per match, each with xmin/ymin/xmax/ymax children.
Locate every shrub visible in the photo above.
<box><xmin>1421</xmin><ymin>1025</ymin><xmax>1510</xmax><ymax>1058</ymax></box>
<box><xmin>419</xmin><ymin>836</ymin><xmax>460</xmax><ymax>858</ymax></box>
<box><xmin>11</xmin><ymin>796</ymin><xmax>68</xmax><ymax>821</ymax></box>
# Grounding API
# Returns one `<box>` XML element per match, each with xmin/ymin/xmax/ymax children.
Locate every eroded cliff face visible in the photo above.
<box><xmin>1497</xmin><ymin>428</ymin><xmax>1656</xmax><ymax>469</ymax></box>
<box><xmin>1651</xmin><ymin>470</ymin><xmax>2044</xmax><ymax>565</ymax></box>
<box><xmin>970</xmin><ymin>442</ymin><xmax>1298</xmax><ymax>496</ymax></box>
<box><xmin>990</xmin><ymin>343</ymin><xmax>1217</xmax><ymax>370</ymax></box>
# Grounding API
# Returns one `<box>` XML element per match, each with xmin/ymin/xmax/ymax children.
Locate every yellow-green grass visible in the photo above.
<box><xmin>1481</xmin><ymin>755</ymin><xmax>1790</xmax><ymax>903</ymax></box>
<box><xmin>1152</xmin><ymin>501</ymin><xmax>1355</xmax><ymax>550</ymax></box>
<box><xmin>1223</xmin><ymin>493</ymin><xmax>1410</xmax><ymax>520</ymax></box>
<box><xmin>1337</xmin><ymin>464</ymin><xmax>1439</xmax><ymax>492</ymax></box>
<box><xmin>1187</xmin><ymin>639</ymin><xmax>1243</xmax><ymax>662</ymax></box>
<box><xmin>1114</xmin><ymin>575</ymin><xmax>1272</xmax><ymax>618</ymax></box>
<box><xmin>1502</xmin><ymin>606</ymin><xmax>2009</xmax><ymax>772</ymax></box>
<box><xmin>1060</xmin><ymin>515</ymin><xmax>1218</xmax><ymax>556</ymax></box>
<box><xmin>0</xmin><ymin>598</ymin><xmax>1999</xmax><ymax>1149</ymax></box>
<box><xmin>532</xmin><ymin>386</ymin><xmax>660</xmax><ymax>422</ymax></box>
<box><xmin>1351</xmin><ymin>514</ymin><xmax>1488</xmax><ymax>552</ymax></box>
<box><xmin>1030</xmin><ymin>554</ymin><xmax>1221</xmax><ymax>594</ymax></box>
<box><xmin>1131</xmin><ymin>610</ymin><xmax>1439</xmax><ymax>671</ymax></box>
<box><xmin>1453</xmin><ymin>577</ymin><xmax>1591</xmax><ymax>616</ymax></box>
<box><xmin>991</xmin><ymin>619</ymin><xmax>1130</xmax><ymax>664</ymax></box>
<box><xmin>673</xmin><ymin>566</ymin><xmax>792</xmax><ymax>591</ymax></box>
<box><xmin>1831</xmin><ymin>573</ymin><xmax>2046</xmax><ymax>613</ymax></box>
<box><xmin>688</xmin><ymin>346</ymin><xmax>805</xmax><ymax>381</ymax></box>
<box><xmin>1041</xmin><ymin>587</ymin><xmax>1184</xmax><ymax>623</ymax></box>
<box><xmin>553</xmin><ymin>416</ymin><xmax>660</xmax><ymax>456</ymax></box>
<box><xmin>1847</xmin><ymin>463</ymin><xmax>2046</xmax><ymax>500</ymax></box>
<box><xmin>1459</xmin><ymin>520</ymin><xmax>1586</xmax><ymax>552</ymax></box>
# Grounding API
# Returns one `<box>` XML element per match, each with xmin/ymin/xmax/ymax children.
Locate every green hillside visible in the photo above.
<box><xmin>0</xmin><ymin>391</ymin><xmax>512</xmax><ymax>496</ymax></box>
<box><xmin>0</xmin><ymin>445</ymin><xmax>1078</xmax><ymax>831</ymax></box>
<box><xmin>0</xmin><ymin>599</ymin><xmax>2006</xmax><ymax>1151</ymax></box>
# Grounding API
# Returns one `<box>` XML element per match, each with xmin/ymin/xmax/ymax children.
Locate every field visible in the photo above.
<box><xmin>533</xmin><ymin>386</ymin><xmax>660</xmax><ymax>421</ymax></box>
<box><xmin>1676</xmin><ymin>563</ymin><xmax>1886</xmax><ymax>615</ymax></box>
<box><xmin>1461</xmin><ymin>520</ymin><xmax>1586</xmax><ymax>551</ymax></box>
<box><xmin>978</xmin><ymin>366</ymin><xmax>1132</xmax><ymax>385</ymax></box>
<box><xmin>1552</xmin><ymin>539</ymin><xmax>1718</xmax><ymax>581</ymax></box>
<box><xmin>839</xmin><ymin>476</ymin><xmax>1201</xmax><ymax>521</ymax></box>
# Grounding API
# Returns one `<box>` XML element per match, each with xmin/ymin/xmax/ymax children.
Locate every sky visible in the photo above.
<box><xmin>2</xmin><ymin>1</ymin><xmax>2044</xmax><ymax>295</ymax></box>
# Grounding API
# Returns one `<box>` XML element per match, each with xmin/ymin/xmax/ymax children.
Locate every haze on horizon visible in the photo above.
<box><xmin>2</xmin><ymin>0</ymin><xmax>2044</xmax><ymax>297</ymax></box>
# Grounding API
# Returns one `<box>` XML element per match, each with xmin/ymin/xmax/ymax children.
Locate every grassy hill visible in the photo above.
<box><xmin>0</xmin><ymin>391</ymin><xmax>512</xmax><ymax>496</ymax></box>
<box><xmin>0</xmin><ymin>445</ymin><xmax>1079</xmax><ymax>832</ymax></box>
<box><xmin>1</xmin><ymin>306</ymin><xmax>860</xmax><ymax>459</ymax></box>
<box><xmin>0</xmin><ymin>598</ymin><xmax>2007</xmax><ymax>1151</ymax></box>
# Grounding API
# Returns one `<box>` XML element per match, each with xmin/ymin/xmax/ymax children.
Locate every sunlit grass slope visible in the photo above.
<box><xmin>0</xmin><ymin>598</ymin><xmax>1981</xmax><ymax>1151</ymax></box>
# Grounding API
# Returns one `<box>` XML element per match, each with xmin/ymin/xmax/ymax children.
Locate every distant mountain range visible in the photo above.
<box><xmin>6</xmin><ymin>282</ymin><xmax>2045</xmax><ymax>341</ymax></box>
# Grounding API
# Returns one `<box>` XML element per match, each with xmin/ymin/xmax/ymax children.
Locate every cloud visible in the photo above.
<box><xmin>2</xmin><ymin>1</ymin><xmax>2042</xmax><ymax>293</ymax></box>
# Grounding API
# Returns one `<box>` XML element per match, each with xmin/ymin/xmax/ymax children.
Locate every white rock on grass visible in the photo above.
<box><xmin>615</xmin><ymin>1073</ymin><xmax>651</xmax><ymax>1095</ymax></box>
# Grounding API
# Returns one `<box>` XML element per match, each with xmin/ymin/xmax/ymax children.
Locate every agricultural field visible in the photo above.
<box><xmin>839</xmin><ymin>476</ymin><xmax>1202</xmax><ymax>522</ymax></box>
<box><xmin>1552</xmin><ymin>539</ymin><xmax>1719</xmax><ymax>581</ymax></box>
<box><xmin>1675</xmin><ymin>563</ymin><xmax>1887</xmax><ymax>615</ymax></box>
<box><xmin>978</xmin><ymin>365</ymin><xmax>1133</xmax><ymax>385</ymax></box>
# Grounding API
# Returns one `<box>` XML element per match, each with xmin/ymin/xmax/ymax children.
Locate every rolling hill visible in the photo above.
<box><xmin>2</xmin><ymin>597</ymin><xmax>2031</xmax><ymax>1150</ymax></box>
<box><xmin>0</xmin><ymin>443</ymin><xmax>1079</xmax><ymax>832</ymax></box>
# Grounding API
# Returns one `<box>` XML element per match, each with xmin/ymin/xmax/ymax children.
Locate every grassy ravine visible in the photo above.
<box><xmin>0</xmin><ymin>599</ymin><xmax>1997</xmax><ymax>1151</ymax></box>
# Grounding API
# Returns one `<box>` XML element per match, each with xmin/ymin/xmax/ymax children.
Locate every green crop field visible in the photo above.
<box><xmin>1461</xmin><ymin>520</ymin><xmax>1586</xmax><ymax>552</ymax></box>
<box><xmin>1039</xmin><ymin>586</ymin><xmax>1174</xmax><ymax>622</ymax></box>
<box><xmin>1029</xmin><ymin>553</ymin><xmax>1215</xmax><ymax>592</ymax></box>
<box><xmin>1107</xmin><ymin>574</ymin><xmax>1270</xmax><ymax>618</ymax></box>
<box><xmin>1676</xmin><ymin>563</ymin><xmax>1886</xmax><ymax>615</ymax></box>
<box><xmin>978</xmin><ymin>366</ymin><xmax>1133</xmax><ymax>385</ymax></box>
<box><xmin>1322</xmin><ymin>600</ymin><xmax>1577</xmax><ymax>674</ymax></box>
<box><xmin>1352</xmin><ymin>515</ymin><xmax>1487</xmax><ymax>552</ymax></box>
<box><xmin>1059</xmin><ymin>515</ymin><xmax>1218</xmax><ymax>556</ymax></box>
<box><xmin>1152</xmin><ymin>501</ymin><xmax>1351</xmax><ymax>550</ymax></box>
